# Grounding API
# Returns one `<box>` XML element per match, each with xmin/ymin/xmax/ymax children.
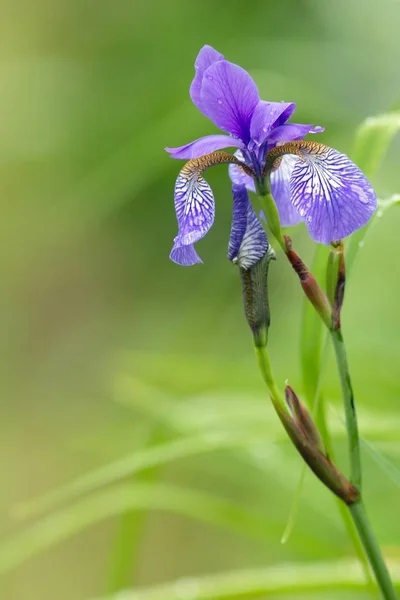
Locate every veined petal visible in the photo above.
<box><xmin>267</xmin><ymin>123</ymin><xmax>324</xmax><ymax>145</ymax></box>
<box><xmin>190</xmin><ymin>45</ymin><xmax>224</xmax><ymax>114</ymax></box>
<box><xmin>250</xmin><ymin>101</ymin><xmax>296</xmax><ymax>145</ymax></box>
<box><xmin>289</xmin><ymin>143</ymin><xmax>377</xmax><ymax>244</ymax></box>
<box><xmin>200</xmin><ymin>60</ymin><xmax>259</xmax><ymax>143</ymax></box>
<box><xmin>166</xmin><ymin>134</ymin><xmax>244</xmax><ymax>160</ymax></box>
<box><xmin>170</xmin><ymin>161</ymin><xmax>215</xmax><ymax>266</ymax></box>
<box><xmin>228</xmin><ymin>184</ymin><xmax>268</xmax><ymax>269</ymax></box>
<box><xmin>170</xmin><ymin>241</ymin><xmax>202</xmax><ymax>266</ymax></box>
<box><xmin>228</xmin><ymin>150</ymin><xmax>256</xmax><ymax>192</ymax></box>
<box><xmin>270</xmin><ymin>155</ymin><xmax>303</xmax><ymax>227</ymax></box>
<box><xmin>170</xmin><ymin>151</ymin><xmax>245</xmax><ymax>266</ymax></box>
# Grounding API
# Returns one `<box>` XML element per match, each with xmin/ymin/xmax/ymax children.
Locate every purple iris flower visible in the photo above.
<box><xmin>166</xmin><ymin>45</ymin><xmax>377</xmax><ymax>266</ymax></box>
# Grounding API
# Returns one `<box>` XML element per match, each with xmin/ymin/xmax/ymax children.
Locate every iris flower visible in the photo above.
<box><xmin>166</xmin><ymin>45</ymin><xmax>376</xmax><ymax>266</ymax></box>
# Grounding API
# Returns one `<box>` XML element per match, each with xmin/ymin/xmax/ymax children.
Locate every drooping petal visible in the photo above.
<box><xmin>228</xmin><ymin>184</ymin><xmax>268</xmax><ymax>269</ymax></box>
<box><xmin>200</xmin><ymin>60</ymin><xmax>259</xmax><ymax>143</ymax></box>
<box><xmin>170</xmin><ymin>162</ymin><xmax>215</xmax><ymax>266</ymax></box>
<box><xmin>289</xmin><ymin>144</ymin><xmax>377</xmax><ymax>244</ymax></box>
<box><xmin>170</xmin><ymin>241</ymin><xmax>202</xmax><ymax>266</ymax></box>
<box><xmin>166</xmin><ymin>134</ymin><xmax>244</xmax><ymax>160</ymax></box>
<box><xmin>267</xmin><ymin>123</ymin><xmax>324</xmax><ymax>145</ymax></box>
<box><xmin>228</xmin><ymin>150</ymin><xmax>256</xmax><ymax>192</ymax></box>
<box><xmin>250</xmin><ymin>101</ymin><xmax>296</xmax><ymax>145</ymax></box>
<box><xmin>270</xmin><ymin>155</ymin><xmax>303</xmax><ymax>227</ymax></box>
<box><xmin>190</xmin><ymin>45</ymin><xmax>224</xmax><ymax>114</ymax></box>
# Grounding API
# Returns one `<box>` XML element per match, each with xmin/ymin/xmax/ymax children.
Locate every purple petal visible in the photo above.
<box><xmin>166</xmin><ymin>134</ymin><xmax>244</xmax><ymax>160</ymax></box>
<box><xmin>228</xmin><ymin>184</ymin><xmax>268</xmax><ymax>269</ymax></box>
<box><xmin>228</xmin><ymin>185</ymin><xmax>248</xmax><ymax>262</ymax></box>
<box><xmin>250</xmin><ymin>101</ymin><xmax>296</xmax><ymax>145</ymax></box>
<box><xmin>290</xmin><ymin>145</ymin><xmax>377</xmax><ymax>244</ymax></box>
<box><xmin>170</xmin><ymin>163</ymin><xmax>215</xmax><ymax>266</ymax></box>
<box><xmin>170</xmin><ymin>242</ymin><xmax>202</xmax><ymax>266</ymax></box>
<box><xmin>228</xmin><ymin>150</ymin><xmax>256</xmax><ymax>192</ymax></box>
<box><xmin>270</xmin><ymin>155</ymin><xmax>303</xmax><ymax>227</ymax></box>
<box><xmin>190</xmin><ymin>45</ymin><xmax>224</xmax><ymax>114</ymax></box>
<box><xmin>200</xmin><ymin>60</ymin><xmax>259</xmax><ymax>143</ymax></box>
<box><xmin>267</xmin><ymin>123</ymin><xmax>324</xmax><ymax>145</ymax></box>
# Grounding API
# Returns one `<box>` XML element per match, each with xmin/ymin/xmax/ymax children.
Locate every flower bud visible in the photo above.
<box><xmin>285</xmin><ymin>384</ymin><xmax>325</xmax><ymax>455</ymax></box>
<box><xmin>276</xmin><ymin>402</ymin><xmax>359</xmax><ymax>504</ymax></box>
<box><xmin>240</xmin><ymin>247</ymin><xmax>276</xmax><ymax>347</ymax></box>
<box><xmin>284</xmin><ymin>235</ymin><xmax>332</xmax><ymax>328</ymax></box>
<box><xmin>229</xmin><ymin>184</ymin><xmax>275</xmax><ymax>347</ymax></box>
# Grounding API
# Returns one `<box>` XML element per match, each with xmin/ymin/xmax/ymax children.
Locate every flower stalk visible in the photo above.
<box><xmin>254</xmin><ymin>342</ymin><xmax>359</xmax><ymax>504</ymax></box>
<box><xmin>330</xmin><ymin>241</ymin><xmax>346</xmax><ymax>330</ymax></box>
<box><xmin>324</xmin><ymin>242</ymin><xmax>362</xmax><ymax>489</ymax></box>
<box><xmin>350</xmin><ymin>502</ymin><xmax>399</xmax><ymax>600</ymax></box>
<box><xmin>257</xmin><ymin>189</ymin><xmax>286</xmax><ymax>250</ymax></box>
<box><xmin>242</xmin><ymin>248</ymin><xmax>359</xmax><ymax>505</ymax></box>
<box><xmin>254</xmin><ymin>186</ymin><xmax>397</xmax><ymax>599</ymax></box>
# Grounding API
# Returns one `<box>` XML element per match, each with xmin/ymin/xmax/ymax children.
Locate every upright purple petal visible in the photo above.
<box><xmin>228</xmin><ymin>150</ymin><xmax>256</xmax><ymax>192</ymax></box>
<box><xmin>228</xmin><ymin>184</ymin><xmax>268</xmax><ymax>269</ymax></box>
<box><xmin>170</xmin><ymin>163</ymin><xmax>215</xmax><ymax>266</ymax></box>
<box><xmin>289</xmin><ymin>144</ymin><xmax>377</xmax><ymax>244</ymax></box>
<box><xmin>250</xmin><ymin>101</ymin><xmax>296</xmax><ymax>145</ymax></box>
<box><xmin>166</xmin><ymin>134</ymin><xmax>244</xmax><ymax>160</ymax></box>
<box><xmin>267</xmin><ymin>123</ymin><xmax>324</xmax><ymax>145</ymax></box>
<box><xmin>270</xmin><ymin>155</ymin><xmax>303</xmax><ymax>227</ymax></box>
<box><xmin>190</xmin><ymin>45</ymin><xmax>224</xmax><ymax>114</ymax></box>
<box><xmin>200</xmin><ymin>60</ymin><xmax>259</xmax><ymax>143</ymax></box>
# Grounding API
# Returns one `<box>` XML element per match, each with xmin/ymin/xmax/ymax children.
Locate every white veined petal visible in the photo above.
<box><xmin>270</xmin><ymin>154</ymin><xmax>303</xmax><ymax>227</ymax></box>
<box><xmin>289</xmin><ymin>143</ymin><xmax>377</xmax><ymax>244</ymax></box>
<box><xmin>173</xmin><ymin>164</ymin><xmax>215</xmax><ymax>246</ymax></box>
<box><xmin>228</xmin><ymin>184</ymin><xmax>268</xmax><ymax>270</ymax></box>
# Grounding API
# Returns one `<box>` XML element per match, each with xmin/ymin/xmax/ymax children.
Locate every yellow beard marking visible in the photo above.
<box><xmin>180</xmin><ymin>151</ymin><xmax>254</xmax><ymax>180</ymax></box>
<box><xmin>264</xmin><ymin>141</ymin><xmax>329</xmax><ymax>174</ymax></box>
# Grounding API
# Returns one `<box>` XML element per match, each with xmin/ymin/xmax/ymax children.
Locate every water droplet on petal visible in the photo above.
<box><xmin>206</xmin><ymin>74</ymin><xmax>213</xmax><ymax>81</ymax></box>
<box><xmin>217</xmin><ymin>98</ymin><xmax>223</xmax><ymax>105</ymax></box>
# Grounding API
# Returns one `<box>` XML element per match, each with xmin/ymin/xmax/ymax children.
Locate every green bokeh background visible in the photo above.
<box><xmin>1</xmin><ymin>1</ymin><xmax>400</xmax><ymax>599</ymax></box>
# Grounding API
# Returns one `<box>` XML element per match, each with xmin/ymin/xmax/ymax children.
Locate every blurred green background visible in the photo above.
<box><xmin>1</xmin><ymin>0</ymin><xmax>400</xmax><ymax>599</ymax></box>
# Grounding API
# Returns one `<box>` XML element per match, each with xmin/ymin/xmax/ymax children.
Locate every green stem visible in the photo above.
<box><xmin>255</xmin><ymin>186</ymin><xmax>396</xmax><ymax>596</ymax></box>
<box><xmin>326</xmin><ymin>249</ymin><xmax>336</xmax><ymax>306</ymax></box>
<box><xmin>330</xmin><ymin>328</ymin><xmax>362</xmax><ymax>490</ymax></box>
<box><xmin>316</xmin><ymin>395</ymin><xmax>374</xmax><ymax>589</ymax></box>
<box><xmin>318</xmin><ymin>267</ymin><xmax>396</xmax><ymax>596</ymax></box>
<box><xmin>255</xmin><ymin>335</ymin><xmax>397</xmax><ymax>598</ymax></box>
<box><xmin>257</xmin><ymin>192</ymin><xmax>286</xmax><ymax>251</ymax></box>
<box><xmin>350</xmin><ymin>502</ymin><xmax>398</xmax><ymax>600</ymax></box>
<box><xmin>254</xmin><ymin>345</ymin><xmax>286</xmax><ymax>412</ymax></box>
